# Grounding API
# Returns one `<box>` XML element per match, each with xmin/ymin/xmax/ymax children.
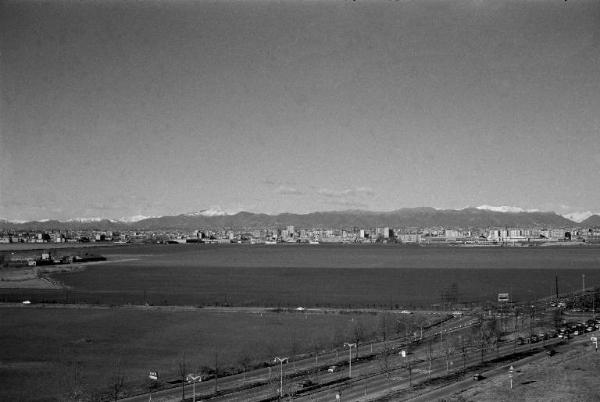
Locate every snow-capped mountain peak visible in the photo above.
<box><xmin>67</xmin><ymin>217</ymin><xmax>109</xmax><ymax>223</ymax></box>
<box><xmin>561</xmin><ymin>211</ymin><xmax>596</xmax><ymax>223</ymax></box>
<box><xmin>185</xmin><ymin>207</ymin><xmax>228</xmax><ymax>217</ymax></box>
<box><xmin>117</xmin><ymin>215</ymin><xmax>159</xmax><ymax>223</ymax></box>
<box><xmin>476</xmin><ymin>205</ymin><xmax>540</xmax><ymax>213</ymax></box>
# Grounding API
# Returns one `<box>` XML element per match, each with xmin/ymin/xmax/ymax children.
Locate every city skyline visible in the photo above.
<box><xmin>2</xmin><ymin>0</ymin><xmax>599</xmax><ymax>222</ymax></box>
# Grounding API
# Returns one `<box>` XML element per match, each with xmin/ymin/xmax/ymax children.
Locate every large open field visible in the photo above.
<box><xmin>0</xmin><ymin>305</ymin><xmax>384</xmax><ymax>401</ymax></box>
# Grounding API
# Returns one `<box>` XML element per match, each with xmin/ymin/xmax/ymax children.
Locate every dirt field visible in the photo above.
<box><xmin>448</xmin><ymin>341</ymin><xmax>600</xmax><ymax>401</ymax></box>
<box><xmin>0</xmin><ymin>259</ymin><xmax>137</xmax><ymax>289</ymax></box>
<box><xmin>0</xmin><ymin>266</ymin><xmax>64</xmax><ymax>289</ymax></box>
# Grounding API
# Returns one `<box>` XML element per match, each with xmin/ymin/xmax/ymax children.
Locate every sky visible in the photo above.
<box><xmin>1</xmin><ymin>0</ymin><xmax>599</xmax><ymax>222</ymax></box>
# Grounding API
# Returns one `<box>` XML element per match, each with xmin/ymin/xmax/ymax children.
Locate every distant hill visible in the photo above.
<box><xmin>581</xmin><ymin>215</ymin><xmax>600</xmax><ymax>227</ymax></box>
<box><xmin>0</xmin><ymin>208</ymin><xmax>580</xmax><ymax>231</ymax></box>
<box><xmin>0</xmin><ymin>219</ymin><xmax>130</xmax><ymax>232</ymax></box>
<box><xmin>129</xmin><ymin>208</ymin><xmax>575</xmax><ymax>230</ymax></box>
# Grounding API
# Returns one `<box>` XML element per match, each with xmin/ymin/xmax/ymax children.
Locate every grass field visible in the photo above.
<box><xmin>451</xmin><ymin>341</ymin><xmax>600</xmax><ymax>401</ymax></box>
<box><xmin>0</xmin><ymin>306</ymin><xmax>384</xmax><ymax>401</ymax></box>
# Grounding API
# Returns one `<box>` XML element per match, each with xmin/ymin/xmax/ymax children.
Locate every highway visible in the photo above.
<box><xmin>119</xmin><ymin>313</ymin><xmax>470</xmax><ymax>402</ymax></box>
<box><xmin>119</xmin><ymin>307</ymin><xmax>594</xmax><ymax>402</ymax></box>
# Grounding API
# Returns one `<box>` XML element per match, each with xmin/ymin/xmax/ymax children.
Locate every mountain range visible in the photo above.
<box><xmin>1</xmin><ymin>207</ymin><xmax>598</xmax><ymax>231</ymax></box>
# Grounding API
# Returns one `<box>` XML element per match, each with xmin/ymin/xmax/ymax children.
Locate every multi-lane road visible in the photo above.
<box><xmin>120</xmin><ymin>300</ymin><xmax>595</xmax><ymax>402</ymax></box>
<box><xmin>118</xmin><ymin>313</ymin><xmax>483</xmax><ymax>402</ymax></box>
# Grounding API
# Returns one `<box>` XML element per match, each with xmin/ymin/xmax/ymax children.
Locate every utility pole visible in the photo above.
<box><xmin>214</xmin><ymin>351</ymin><xmax>218</xmax><ymax>393</ymax></box>
<box><xmin>315</xmin><ymin>351</ymin><xmax>319</xmax><ymax>383</ymax></box>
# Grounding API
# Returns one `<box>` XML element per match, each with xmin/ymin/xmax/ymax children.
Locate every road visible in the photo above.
<box><xmin>119</xmin><ymin>309</ymin><xmax>591</xmax><ymax>402</ymax></box>
<box><xmin>120</xmin><ymin>313</ymin><xmax>469</xmax><ymax>402</ymax></box>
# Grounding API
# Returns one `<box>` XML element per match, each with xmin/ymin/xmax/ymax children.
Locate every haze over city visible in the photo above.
<box><xmin>1</xmin><ymin>0</ymin><xmax>599</xmax><ymax>222</ymax></box>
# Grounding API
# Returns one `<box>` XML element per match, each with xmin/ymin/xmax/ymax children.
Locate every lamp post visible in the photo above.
<box><xmin>273</xmin><ymin>356</ymin><xmax>288</xmax><ymax>399</ymax></box>
<box><xmin>186</xmin><ymin>374</ymin><xmax>201</xmax><ymax>402</ymax></box>
<box><xmin>344</xmin><ymin>343</ymin><xmax>356</xmax><ymax>378</ymax></box>
<box><xmin>148</xmin><ymin>371</ymin><xmax>158</xmax><ymax>402</ymax></box>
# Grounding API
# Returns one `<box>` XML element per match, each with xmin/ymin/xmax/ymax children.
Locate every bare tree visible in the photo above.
<box><xmin>378</xmin><ymin>313</ymin><xmax>395</xmax><ymax>341</ymax></box>
<box><xmin>377</xmin><ymin>341</ymin><xmax>394</xmax><ymax>383</ymax></box>
<box><xmin>177</xmin><ymin>354</ymin><xmax>187</xmax><ymax>401</ymax></box>
<box><xmin>238</xmin><ymin>351</ymin><xmax>253</xmax><ymax>383</ymax></box>
<box><xmin>412</xmin><ymin>314</ymin><xmax>428</xmax><ymax>340</ymax></box>
<box><xmin>111</xmin><ymin>359</ymin><xmax>125</xmax><ymax>402</ymax></box>
<box><xmin>61</xmin><ymin>360</ymin><xmax>85</xmax><ymax>402</ymax></box>
<box><xmin>426</xmin><ymin>339</ymin><xmax>433</xmax><ymax>380</ymax></box>
<box><xmin>346</xmin><ymin>318</ymin><xmax>366</xmax><ymax>359</ymax></box>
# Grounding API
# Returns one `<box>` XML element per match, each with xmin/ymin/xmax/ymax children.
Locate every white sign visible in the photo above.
<box><xmin>591</xmin><ymin>337</ymin><xmax>597</xmax><ymax>342</ymax></box>
<box><xmin>186</xmin><ymin>374</ymin><xmax>201</xmax><ymax>383</ymax></box>
<box><xmin>401</xmin><ymin>350</ymin><xmax>406</xmax><ymax>358</ymax></box>
<box><xmin>149</xmin><ymin>371</ymin><xmax>158</xmax><ymax>381</ymax></box>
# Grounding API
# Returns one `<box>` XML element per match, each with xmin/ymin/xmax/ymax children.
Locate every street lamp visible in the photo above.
<box><xmin>186</xmin><ymin>374</ymin><xmax>201</xmax><ymax>402</ymax></box>
<box><xmin>273</xmin><ymin>356</ymin><xmax>288</xmax><ymax>399</ymax></box>
<box><xmin>344</xmin><ymin>343</ymin><xmax>356</xmax><ymax>378</ymax></box>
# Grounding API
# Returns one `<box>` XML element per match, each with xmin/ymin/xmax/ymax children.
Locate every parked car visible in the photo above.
<box><xmin>327</xmin><ymin>366</ymin><xmax>337</xmax><ymax>373</ymax></box>
<box><xmin>473</xmin><ymin>373</ymin><xmax>484</xmax><ymax>381</ymax></box>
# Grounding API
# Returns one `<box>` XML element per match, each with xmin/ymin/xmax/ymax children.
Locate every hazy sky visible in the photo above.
<box><xmin>1</xmin><ymin>0</ymin><xmax>599</xmax><ymax>221</ymax></box>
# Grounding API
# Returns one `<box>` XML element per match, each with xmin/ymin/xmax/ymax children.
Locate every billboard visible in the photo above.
<box><xmin>498</xmin><ymin>293</ymin><xmax>510</xmax><ymax>303</ymax></box>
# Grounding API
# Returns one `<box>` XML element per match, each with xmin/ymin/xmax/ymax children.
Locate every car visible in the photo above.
<box><xmin>327</xmin><ymin>366</ymin><xmax>337</xmax><ymax>373</ymax></box>
<box><xmin>400</xmin><ymin>310</ymin><xmax>413</xmax><ymax>314</ymax></box>
<box><xmin>299</xmin><ymin>379</ymin><xmax>315</xmax><ymax>388</ymax></box>
<box><xmin>473</xmin><ymin>373</ymin><xmax>484</xmax><ymax>381</ymax></box>
<box><xmin>546</xmin><ymin>349</ymin><xmax>556</xmax><ymax>356</ymax></box>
